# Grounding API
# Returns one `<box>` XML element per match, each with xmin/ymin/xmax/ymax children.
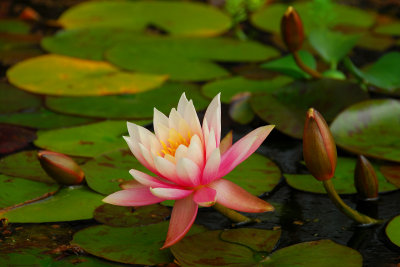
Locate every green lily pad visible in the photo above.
<box><xmin>0</xmin><ymin>150</ymin><xmax>54</xmax><ymax>183</ymax></box>
<box><xmin>34</xmin><ymin>120</ymin><xmax>149</xmax><ymax>158</ymax></box>
<box><xmin>81</xmin><ymin>149</ymin><xmax>148</xmax><ymax>195</ymax></box>
<box><xmin>202</xmin><ymin>76</ymin><xmax>293</xmax><ymax>103</ymax></box>
<box><xmin>94</xmin><ymin>204</ymin><xmax>170</xmax><ymax>227</ymax></box>
<box><xmin>106</xmin><ymin>36</ymin><xmax>279</xmax><ymax>81</ymax></box>
<box><xmin>59</xmin><ymin>1</ymin><xmax>231</xmax><ymax>37</ymax></box>
<box><xmin>0</xmin><ymin>124</ymin><xmax>36</xmax><ymax>154</ymax></box>
<box><xmin>172</xmin><ymin>228</ymin><xmax>362</xmax><ymax>267</ymax></box>
<box><xmin>0</xmin><ymin>174</ymin><xmax>59</xmax><ymax>210</ymax></box>
<box><xmin>251</xmin><ymin>2</ymin><xmax>375</xmax><ymax>34</ymax></box>
<box><xmin>261</xmin><ymin>50</ymin><xmax>316</xmax><ymax>79</ymax></box>
<box><xmin>45</xmin><ymin>82</ymin><xmax>208</xmax><ymax>119</ymax></box>
<box><xmin>380</xmin><ymin>165</ymin><xmax>400</xmax><ymax>188</ymax></box>
<box><xmin>1</xmin><ymin>186</ymin><xmax>103</xmax><ymax>223</ymax></box>
<box><xmin>71</xmin><ymin>222</ymin><xmax>205</xmax><ymax>265</ymax></box>
<box><xmin>285</xmin><ymin>157</ymin><xmax>397</xmax><ymax>194</ymax></box>
<box><xmin>229</xmin><ymin>94</ymin><xmax>255</xmax><ymax>124</ymax></box>
<box><xmin>0</xmin><ymin>82</ymin><xmax>41</xmax><ymax>114</ymax></box>
<box><xmin>0</xmin><ymin>20</ymin><xmax>30</xmax><ymax>34</ymax></box>
<box><xmin>331</xmin><ymin>99</ymin><xmax>400</xmax><ymax>163</ymax></box>
<box><xmin>7</xmin><ymin>54</ymin><xmax>167</xmax><ymax>96</ymax></box>
<box><xmin>386</xmin><ymin>215</ymin><xmax>400</xmax><ymax>247</ymax></box>
<box><xmin>375</xmin><ymin>21</ymin><xmax>400</xmax><ymax>36</ymax></box>
<box><xmin>308</xmin><ymin>30</ymin><xmax>360</xmax><ymax>66</ymax></box>
<box><xmin>0</xmin><ymin>108</ymin><xmax>96</xmax><ymax>129</ymax></box>
<box><xmin>356</xmin><ymin>33</ymin><xmax>395</xmax><ymax>52</ymax></box>
<box><xmin>250</xmin><ymin>79</ymin><xmax>369</xmax><ymax>138</ymax></box>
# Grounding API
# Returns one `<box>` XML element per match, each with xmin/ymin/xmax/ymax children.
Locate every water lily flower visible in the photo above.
<box><xmin>104</xmin><ymin>93</ymin><xmax>275</xmax><ymax>248</ymax></box>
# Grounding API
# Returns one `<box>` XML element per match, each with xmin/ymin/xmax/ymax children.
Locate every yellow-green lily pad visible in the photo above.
<box><xmin>7</xmin><ymin>54</ymin><xmax>167</xmax><ymax>96</ymax></box>
<box><xmin>375</xmin><ymin>21</ymin><xmax>400</xmax><ymax>36</ymax></box>
<box><xmin>386</xmin><ymin>215</ymin><xmax>400</xmax><ymax>247</ymax></box>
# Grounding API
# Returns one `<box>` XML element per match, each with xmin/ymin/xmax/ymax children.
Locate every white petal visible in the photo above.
<box><xmin>177</xmin><ymin>93</ymin><xmax>189</xmax><ymax>115</ymax></box>
<box><xmin>154</xmin><ymin>156</ymin><xmax>180</xmax><ymax>185</ymax></box>
<box><xmin>176</xmin><ymin>158</ymin><xmax>201</xmax><ymax>186</ymax></box>
<box><xmin>186</xmin><ymin>135</ymin><xmax>204</xmax><ymax>168</ymax></box>
<box><xmin>153</xmin><ymin>108</ymin><xmax>169</xmax><ymax>142</ymax></box>
<box><xmin>174</xmin><ymin>144</ymin><xmax>188</xmax><ymax>162</ymax></box>
<box><xmin>205</xmin><ymin>129</ymin><xmax>216</xmax><ymax>160</ymax></box>
<box><xmin>203</xmin><ymin>93</ymin><xmax>221</xmax><ymax>146</ymax></box>
<box><xmin>202</xmin><ymin>147</ymin><xmax>221</xmax><ymax>185</ymax></box>
<box><xmin>124</xmin><ymin>136</ymin><xmax>156</xmax><ymax>173</ymax></box>
<box><xmin>183</xmin><ymin>100</ymin><xmax>202</xmax><ymax>138</ymax></box>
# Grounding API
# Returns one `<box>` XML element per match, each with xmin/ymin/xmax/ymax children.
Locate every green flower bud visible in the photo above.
<box><xmin>281</xmin><ymin>6</ymin><xmax>304</xmax><ymax>52</ymax></box>
<box><xmin>37</xmin><ymin>151</ymin><xmax>84</xmax><ymax>185</ymax></box>
<box><xmin>303</xmin><ymin>108</ymin><xmax>337</xmax><ymax>181</ymax></box>
<box><xmin>354</xmin><ymin>155</ymin><xmax>379</xmax><ymax>200</ymax></box>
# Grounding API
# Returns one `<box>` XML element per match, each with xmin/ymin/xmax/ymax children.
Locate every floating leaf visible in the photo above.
<box><xmin>94</xmin><ymin>204</ymin><xmax>170</xmax><ymax>227</ymax></box>
<box><xmin>202</xmin><ymin>76</ymin><xmax>292</xmax><ymax>103</ymax></box>
<box><xmin>45</xmin><ymin>83</ymin><xmax>208</xmax><ymax>119</ymax></box>
<box><xmin>72</xmin><ymin>222</ymin><xmax>205</xmax><ymax>265</ymax></box>
<box><xmin>7</xmin><ymin>54</ymin><xmax>167</xmax><ymax>96</ymax></box>
<box><xmin>0</xmin><ymin>174</ymin><xmax>59</xmax><ymax>209</ymax></box>
<box><xmin>261</xmin><ymin>50</ymin><xmax>316</xmax><ymax>79</ymax></box>
<box><xmin>375</xmin><ymin>21</ymin><xmax>400</xmax><ymax>36</ymax></box>
<box><xmin>285</xmin><ymin>157</ymin><xmax>397</xmax><ymax>194</ymax></box>
<box><xmin>331</xmin><ymin>99</ymin><xmax>400</xmax><ymax>163</ymax></box>
<box><xmin>250</xmin><ymin>79</ymin><xmax>369</xmax><ymax>138</ymax></box>
<box><xmin>356</xmin><ymin>33</ymin><xmax>395</xmax><ymax>52</ymax></box>
<box><xmin>0</xmin><ymin>19</ymin><xmax>30</xmax><ymax>34</ymax></box>
<box><xmin>0</xmin><ymin>36</ymin><xmax>42</xmax><ymax>65</ymax></box>
<box><xmin>106</xmin><ymin>36</ymin><xmax>279</xmax><ymax>81</ymax></box>
<box><xmin>0</xmin><ymin>124</ymin><xmax>36</xmax><ymax>154</ymax></box>
<box><xmin>251</xmin><ymin>2</ymin><xmax>375</xmax><ymax>34</ymax></box>
<box><xmin>59</xmin><ymin>1</ymin><xmax>231</xmax><ymax>37</ymax></box>
<box><xmin>386</xmin><ymin>215</ymin><xmax>400</xmax><ymax>247</ymax></box>
<box><xmin>1</xmin><ymin>186</ymin><xmax>103</xmax><ymax>223</ymax></box>
<box><xmin>34</xmin><ymin>120</ymin><xmax>149</xmax><ymax>158</ymax></box>
<box><xmin>229</xmin><ymin>94</ymin><xmax>255</xmax><ymax>124</ymax></box>
<box><xmin>380</xmin><ymin>165</ymin><xmax>400</xmax><ymax>188</ymax></box>
<box><xmin>0</xmin><ymin>82</ymin><xmax>41</xmax><ymax>114</ymax></box>
<box><xmin>0</xmin><ymin>108</ymin><xmax>96</xmax><ymax>129</ymax></box>
<box><xmin>0</xmin><ymin>150</ymin><xmax>54</xmax><ymax>183</ymax></box>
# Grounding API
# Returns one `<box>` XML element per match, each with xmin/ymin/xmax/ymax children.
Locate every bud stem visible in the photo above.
<box><xmin>213</xmin><ymin>203</ymin><xmax>256</xmax><ymax>225</ymax></box>
<box><xmin>322</xmin><ymin>179</ymin><xmax>382</xmax><ymax>225</ymax></box>
<box><xmin>293</xmin><ymin>51</ymin><xmax>322</xmax><ymax>79</ymax></box>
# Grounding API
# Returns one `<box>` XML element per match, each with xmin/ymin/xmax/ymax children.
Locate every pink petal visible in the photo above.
<box><xmin>193</xmin><ymin>187</ymin><xmax>216</xmax><ymax>207</ymax></box>
<box><xmin>218</xmin><ymin>125</ymin><xmax>274</xmax><ymax>178</ymax></box>
<box><xmin>123</xmin><ymin>136</ymin><xmax>158</xmax><ymax>174</ymax></box>
<box><xmin>161</xmin><ymin>195</ymin><xmax>198</xmax><ymax>249</ymax></box>
<box><xmin>119</xmin><ymin>179</ymin><xmax>142</xmax><ymax>189</ymax></box>
<box><xmin>203</xmin><ymin>93</ymin><xmax>221</xmax><ymax>146</ymax></box>
<box><xmin>150</xmin><ymin>187</ymin><xmax>193</xmax><ymax>200</ymax></box>
<box><xmin>201</xmin><ymin>148</ymin><xmax>221</xmax><ymax>185</ymax></box>
<box><xmin>103</xmin><ymin>187</ymin><xmax>164</xmax><ymax>206</ymax></box>
<box><xmin>210</xmin><ymin>179</ymin><xmax>274</xmax><ymax>213</ymax></box>
<box><xmin>129</xmin><ymin>169</ymin><xmax>177</xmax><ymax>188</ymax></box>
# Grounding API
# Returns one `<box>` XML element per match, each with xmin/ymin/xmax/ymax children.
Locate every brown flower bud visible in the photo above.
<box><xmin>19</xmin><ymin>7</ymin><xmax>41</xmax><ymax>22</ymax></box>
<box><xmin>303</xmin><ymin>108</ymin><xmax>337</xmax><ymax>181</ymax></box>
<box><xmin>281</xmin><ymin>6</ymin><xmax>304</xmax><ymax>52</ymax></box>
<box><xmin>354</xmin><ymin>155</ymin><xmax>379</xmax><ymax>200</ymax></box>
<box><xmin>38</xmin><ymin>151</ymin><xmax>84</xmax><ymax>185</ymax></box>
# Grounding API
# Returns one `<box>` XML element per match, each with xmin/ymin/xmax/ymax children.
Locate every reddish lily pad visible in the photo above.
<box><xmin>250</xmin><ymin>79</ymin><xmax>369</xmax><ymax>138</ymax></box>
<box><xmin>94</xmin><ymin>204</ymin><xmax>170</xmax><ymax>227</ymax></box>
<box><xmin>0</xmin><ymin>82</ymin><xmax>41</xmax><ymax>114</ymax></box>
<box><xmin>386</xmin><ymin>215</ymin><xmax>400</xmax><ymax>247</ymax></box>
<box><xmin>331</xmin><ymin>99</ymin><xmax>400</xmax><ymax>163</ymax></box>
<box><xmin>285</xmin><ymin>157</ymin><xmax>397</xmax><ymax>194</ymax></box>
<box><xmin>0</xmin><ymin>174</ymin><xmax>59</xmax><ymax>210</ymax></box>
<box><xmin>0</xmin><ymin>150</ymin><xmax>54</xmax><ymax>183</ymax></box>
<box><xmin>0</xmin><ymin>185</ymin><xmax>103</xmax><ymax>223</ymax></box>
<box><xmin>380</xmin><ymin>165</ymin><xmax>400</xmax><ymax>188</ymax></box>
<box><xmin>59</xmin><ymin>1</ymin><xmax>231</xmax><ymax>37</ymax></box>
<box><xmin>0</xmin><ymin>124</ymin><xmax>36</xmax><ymax>154</ymax></box>
<box><xmin>7</xmin><ymin>54</ymin><xmax>167</xmax><ymax>96</ymax></box>
<box><xmin>71</xmin><ymin>222</ymin><xmax>205</xmax><ymax>265</ymax></box>
<box><xmin>0</xmin><ymin>108</ymin><xmax>96</xmax><ymax>129</ymax></box>
<box><xmin>45</xmin><ymin>82</ymin><xmax>208</xmax><ymax>119</ymax></box>
<box><xmin>0</xmin><ymin>35</ymin><xmax>43</xmax><ymax>65</ymax></box>
<box><xmin>34</xmin><ymin>120</ymin><xmax>149</xmax><ymax>158</ymax></box>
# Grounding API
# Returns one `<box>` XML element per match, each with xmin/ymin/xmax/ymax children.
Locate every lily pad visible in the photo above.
<box><xmin>0</xmin><ymin>174</ymin><xmax>59</xmax><ymax>210</ymax></box>
<box><xmin>0</xmin><ymin>185</ymin><xmax>103</xmax><ymax>223</ymax></box>
<box><xmin>331</xmin><ymin>99</ymin><xmax>400</xmax><ymax>163</ymax></box>
<box><xmin>251</xmin><ymin>2</ymin><xmax>375</xmax><ymax>34</ymax></box>
<box><xmin>261</xmin><ymin>51</ymin><xmax>316</xmax><ymax>79</ymax></box>
<box><xmin>375</xmin><ymin>21</ymin><xmax>400</xmax><ymax>36</ymax></box>
<box><xmin>285</xmin><ymin>157</ymin><xmax>397</xmax><ymax>194</ymax></box>
<box><xmin>380</xmin><ymin>165</ymin><xmax>400</xmax><ymax>188</ymax></box>
<box><xmin>71</xmin><ymin>222</ymin><xmax>205</xmax><ymax>265</ymax></box>
<box><xmin>7</xmin><ymin>54</ymin><xmax>167</xmax><ymax>96</ymax></box>
<box><xmin>386</xmin><ymin>215</ymin><xmax>400</xmax><ymax>247</ymax></box>
<box><xmin>356</xmin><ymin>34</ymin><xmax>395</xmax><ymax>52</ymax></box>
<box><xmin>0</xmin><ymin>108</ymin><xmax>96</xmax><ymax>129</ymax></box>
<box><xmin>94</xmin><ymin>204</ymin><xmax>170</xmax><ymax>227</ymax></box>
<box><xmin>59</xmin><ymin>1</ymin><xmax>231</xmax><ymax>37</ymax></box>
<box><xmin>202</xmin><ymin>76</ymin><xmax>293</xmax><ymax>103</ymax></box>
<box><xmin>106</xmin><ymin>36</ymin><xmax>278</xmax><ymax>81</ymax></box>
<box><xmin>0</xmin><ymin>36</ymin><xmax>43</xmax><ymax>65</ymax></box>
<box><xmin>0</xmin><ymin>124</ymin><xmax>36</xmax><ymax>154</ymax></box>
<box><xmin>171</xmin><ymin>228</ymin><xmax>362</xmax><ymax>267</ymax></box>
<box><xmin>45</xmin><ymin>82</ymin><xmax>208</xmax><ymax>119</ymax></box>
<box><xmin>0</xmin><ymin>19</ymin><xmax>30</xmax><ymax>34</ymax></box>
<box><xmin>0</xmin><ymin>82</ymin><xmax>41</xmax><ymax>114</ymax></box>
<box><xmin>229</xmin><ymin>94</ymin><xmax>255</xmax><ymax>124</ymax></box>
<box><xmin>250</xmin><ymin>79</ymin><xmax>369</xmax><ymax>138</ymax></box>
<box><xmin>0</xmin><ymin>150</ymin><xmax>54</xmax><ymax>183</ymax></box>
<box><xmin>34</xmin><ymin>120</ymin><xmax>149</xmax><ymax>158</ymax></box>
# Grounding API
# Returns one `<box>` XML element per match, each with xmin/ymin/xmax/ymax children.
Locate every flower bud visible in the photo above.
<box><xmin>354</xmin><ymin>155</ymin><xmax>379</xmax><ymax>200</ymax></box>
<box><xmin>19</xmin><ymin>7</ymin><xmax>41</xmax><ymax>22</ymax></box>
<box><xmin>281</xmin><ymin>6</ymin><xmax>304</xmax><ymax>52</ymax></box>
<box><xmin>37</xmin><ymin>151</ymin><xmax>84</xmax><ymax>185</ymax></box>
<box><xmin>303</xmin><ymin>108</ymin><xmax>337</xmax><ymax>181</ymax></box>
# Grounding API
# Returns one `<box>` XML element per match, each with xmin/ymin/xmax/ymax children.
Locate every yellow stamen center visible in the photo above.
<box><xmin>160</xmin><ymin>128</ymin><xmax>191</xmax><ymax>157</ymax></box>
